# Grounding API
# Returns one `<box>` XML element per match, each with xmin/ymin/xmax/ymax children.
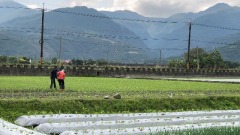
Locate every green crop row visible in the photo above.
<box><xmin>0</xmin><ymin>76</ymin><xmax>240</xmax><ymax>91</ymax></box>
<box><xmin>158</xmin><ymin>127</ymin><xmax>240</xmax><ymax>135</ymax></box>
<box><xmin>1</xmin><ymin>76</ymin><xmax>240</xmax><ymax>128</ymax></box>
<box><xmin>1</xmin><ymin>96</ymin><xmax>240</xmax><ymax>123</ymax></box>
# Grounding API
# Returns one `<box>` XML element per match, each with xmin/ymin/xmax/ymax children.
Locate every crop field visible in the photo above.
<box><xmin>1</xmin><ymin>76</ymin><xmax>240</xmax><ymax>134</ymax></box>
<box><xmin>1</xmin><ymin>76</ymin><xmax>240</xmax><ymax>92</ymax></box>
<box><xmin>1</xmin><ymin>76</ymin><xmax>240</xmax><ymax>101</ymax></box>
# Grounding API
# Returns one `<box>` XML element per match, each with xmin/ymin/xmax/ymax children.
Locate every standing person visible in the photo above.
<box><xmin>57</xmin><ymin>69</ymin><xmax>66</xmax><ymax>91</ymax></box>
<box><xmin>50</xmin><ymin>67</ymin><xmax>58</xmax><ymax>89</ymax></box>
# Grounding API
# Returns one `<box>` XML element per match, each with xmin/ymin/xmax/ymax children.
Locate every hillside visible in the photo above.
<box><xmin>102</xmin><ymin>3</ymin><xmax>240</xmax><ymax>60</ymax></box>
<box><xmin>0</xmin><ymin>1</ymin><xmax>149</xmax><ymax>63</ymax></box>
<box><xmin>0</xmin><ymin>1</ymin><xmax>240</xmax><ymax>63</ymax></box>
<box><xmin>0</xmin><ymin>0</ymin><xmax>38</xmax><ymax>23</ymax></box>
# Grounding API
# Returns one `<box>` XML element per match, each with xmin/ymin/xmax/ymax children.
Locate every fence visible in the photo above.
<box><xmin>0</xmin><ymin>64</ymin><xmax>240</xmax><ymax>77</ymax></box>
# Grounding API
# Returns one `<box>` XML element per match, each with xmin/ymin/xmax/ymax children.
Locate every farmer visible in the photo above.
<box><xmin>50</xmin><ymin>67</ymin><xmax>58</xmax><ymax>89</ymax></box>
<box><xmin>57</xmin><ymin>69</ymin><xmax>66</xmax><ymax>91</ymax></box>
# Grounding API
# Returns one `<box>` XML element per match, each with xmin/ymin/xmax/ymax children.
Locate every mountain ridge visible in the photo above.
<box><xmin>0</xmin><ymin>1</ymin><xmax>240</xmax><ymax>63</ymax></box>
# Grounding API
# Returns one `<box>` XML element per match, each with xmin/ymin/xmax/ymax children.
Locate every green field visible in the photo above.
<box><xmin>159</xmin><ymin>127</ymin><xmax>240</xmax><ymax>135</ymax></box>
<box><xmin>1</xmin><ymin>76</ymin><xmax>240</xmax><ymax>123</ymax></box>
<box><xmin>1</xmin><ymin>76</ymin><xmax>240</xmax><ymax>91</ymax></box>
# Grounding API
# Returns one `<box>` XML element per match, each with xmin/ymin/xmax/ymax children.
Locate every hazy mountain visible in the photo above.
<box><xmin>102</xmin><ymin>3</ymin><xmax>240</xmax><ymax>61</ymax></box>
<box><xmin>0</xmin><ymin>2</ymin><xmax>149</xmax><ymax>63</ymax></box>
<box><xmin>1</xmin><ymin>1</ymin><xmax>240</xmax><ymax>63</ymax></box>
<box><xmin>0</xmin><ymin>0</ymin><xmax>38</xmax><ymax>23</ymax></box>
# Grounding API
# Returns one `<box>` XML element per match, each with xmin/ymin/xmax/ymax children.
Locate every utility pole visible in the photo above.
<box><xmin>158</xmin><ymin>49</ymin><xmax>162</xmax><ymax>67</ymax></box>
<box><xmin>59</xmin><ymin>36</ymin><xmax>62</xmax><ymax>67</ymax></box>
<box><xmin>39</xmin><ymin>3</ymin><xmax>45</xmax><ymax>65</ymax></box>
<box><xmin>187</xmin><ymin>22</ymin><xmax>192</xmax><ymax>69</ymax></box>
<box><xmin>106</xmin><ymin>50</ymin><xmax>109</xmax><ymax>66</ymax></box>
<box><xmin>197</xmin><ymin>46</ymin><xmax>199</xmax><ymax>70</ymax></box>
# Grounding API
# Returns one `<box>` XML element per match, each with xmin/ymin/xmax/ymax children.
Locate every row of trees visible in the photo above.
<box><xmin>0</xmin><ymin>48</ymin><xmax>239</xmax><ymax>69</ymax></box>
<box><xmin>168</xmin><ymin>48</ymin><xmax>240</xmax><ymax>69</ymax></box>
<box><xmin>0</xmin><ymin>56</ymin><xmax>31</xmax><ymax>64</ymax></box>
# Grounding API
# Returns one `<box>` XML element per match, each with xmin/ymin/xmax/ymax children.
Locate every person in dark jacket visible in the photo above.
<box><xmin>50</xmin><ymin>67</ymin><xmax>58</xmax><ymax>89</ymax></box>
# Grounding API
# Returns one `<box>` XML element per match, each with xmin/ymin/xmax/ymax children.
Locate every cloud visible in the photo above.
<box><xmin>62</xmin><ymin>0</ymin><xmax>240</xmax><ymax>17</ymax></box>
<box><xmin>134</xmin><ymin>0</ymin><xmax>188</xmax><ymax>18</ymax></box>
<box><xmin>26</xmin><ymin>4</ymin><xmax>40</xmax><ymax>9</ymax></box>
<box><xmin>133</xmin><ymin>0</ymin><xmax>240</xmax><ymax>18</ymax></box>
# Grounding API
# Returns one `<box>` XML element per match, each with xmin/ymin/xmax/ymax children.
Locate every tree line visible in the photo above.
<box><xmin>168</xmin><ymin>48</ymin><xmax>240</xmax><ymax>69</ymax></box>
<box><xmin>0</xmin><ymin>48</ymin><xmax>239</xmax><ymax>69</ymax></box>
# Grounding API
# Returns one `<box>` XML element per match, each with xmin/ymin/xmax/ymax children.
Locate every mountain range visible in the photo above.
<box><xmin>0</xmin><ymin>0</ymin><xmax>240</xmax><ymax>63</ymax></box>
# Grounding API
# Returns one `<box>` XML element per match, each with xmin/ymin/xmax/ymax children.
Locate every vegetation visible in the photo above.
<box><xmin>159</xmin><ymin>127</ymin><xmax>240</xmax><ymax>135</ymax></box>
<box><xmin>0</xmin><ymin>56</ymin><xmax>31</xmax><ymax>64</ymax></box>
<box><xmin>0</xmin><ymin>76</ymin><xmax>240</xmax><ymax>91</ymax></box>
<box><xmin>1</xmin><ymin>76</ymin><xmax>240</xmax><ymax>124</ymax></box>
<box><xmin>1</xmin><ymin>48</ymin><xmax>240</xmax><ymax>68</ymax></box>
<box><xmin>168</xmin><ymin>48</ymin><xmax>240</xmax><ymax>69</ymax></box>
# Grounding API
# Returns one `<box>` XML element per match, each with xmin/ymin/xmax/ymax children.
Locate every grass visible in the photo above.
<box><xmin>0</xmin><ymin>76</ymin><xmax>240</xmax><ymax>91</ymax></box>
<box><xmin>1</xmin><ymin>76</ymin><xmax>240</xmax><ymax>124</ymax></box>
<box><xmin>158</xmin><ymin>127</ymin><xmax>240</xmax><ymax>135</ymax></box>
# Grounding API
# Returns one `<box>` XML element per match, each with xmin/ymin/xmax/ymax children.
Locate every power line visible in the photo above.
<box><xmin>53</xmin><ymin>37</ymin><xmax>188</xmax><ymax>51</ymax></box>
<box><xmin>192</xmin><ymin>22</ymin><xmax>240</xmax><ymax>31</ymax></box>
<box><xmin>0</xmin><ymin>26</ymin><xmax>188</xmax><ymax>41</ymax></box>
<box><xmin>50</xmin><ymin>9</ymin><xmax>185</xmax><ymax>24</ymax></box>
<box><xmin>1</xmin><ymin>6</ymin><xmax>239</xmax><ymax>31</ymax></box>
<box><xmin>191</xmin><ymin>39</ymin><xmax>238</xmax><ymax>45</ymax></box>
<box><xmin>0</xmin><ymin>6</ymin><xmax>42</xmax><ymax>10</ymax></box>
<box><xmin>1</xmin><ymin>27</ymin><xmax>238</xmax><ymax>46</ymax></box>
<box><xmin>0</xmin><ymin>6</ymin><xmax>185</xmax><ymax>24</ymax></box>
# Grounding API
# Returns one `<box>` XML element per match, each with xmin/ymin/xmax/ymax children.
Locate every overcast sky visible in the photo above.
<box><xmin>14</xmin><ymin>0</ymin><xmax>240</xmax><ymax>18</ymax></box>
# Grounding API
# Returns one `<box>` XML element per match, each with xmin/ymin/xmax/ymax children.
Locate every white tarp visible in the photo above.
<box><xmin>60</xmin><ymin>122</ymin><xmax>240</xmax><ymax>135</ymax></box>
<box><xmin>15</xmin><ymin>110</ymin><xmax>240</xmax><ymax>127</ymax></box>
<box><xmin>0</xmin><ymin>118</ymin><xmax>46</xmax><ymax>135</ymax></box>
<box><xmin>14</xmin><ymin>110</ymin><xmax>240</xmax><ymax>134</ymax></box>
<box><xmin>34</xmin><ymin>115</ymin><xmax>240</xmax><ymax>134</ymax></box>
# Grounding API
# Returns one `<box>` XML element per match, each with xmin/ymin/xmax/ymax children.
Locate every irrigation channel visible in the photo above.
<box><xmin>1</xmin><ymin>110</ymin><xmax>240</xmax><ymax>135</ymax></box>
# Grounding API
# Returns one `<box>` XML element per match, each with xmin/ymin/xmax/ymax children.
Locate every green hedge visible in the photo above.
<box><xmin>1</xmin><ymin>96</ymin><xmax>240</xmax><ymax>123</ymax></box>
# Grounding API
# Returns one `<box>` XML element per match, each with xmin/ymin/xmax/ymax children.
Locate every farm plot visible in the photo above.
<box><xmin>15</xmin><ymin>110</ymin><xmax>240</xmax><ymax>135</ymax></box>
<box><xmin>1</xmin><ymin>76</ymin><xmax>240</xmax><ymax>135</ymax></box>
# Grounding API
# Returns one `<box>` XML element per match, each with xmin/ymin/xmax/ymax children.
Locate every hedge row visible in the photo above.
<box><xmin>1</xmin><ymin>96</ymin><xmax>240</xmax><ymax>123</ymax></box>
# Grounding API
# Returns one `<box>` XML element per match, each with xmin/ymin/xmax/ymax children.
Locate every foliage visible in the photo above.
<box><xmin>51</xmin><ymin>57</ymin><xmax>58</xmax><ymax>64</ymax></box>
<box><xmin>0</xmin><ymin>56</ymin><xmax>7</xmax><ymax>63</ymax></box>
<box><xmin>0</xmin><ymin>76</ymin><xmax>240</xmax><ymax>91</ymax></box>
<box><xmin>19</xmin><ymin>57</ymin><xmax>30</xmax><ymax>64</ymax></box>
<box><xmin>1</xmin><ymin>76</ymin><xmax>240</xmax><ymax>124</ymax></box>
<box><xmin>224</xmin><ymin>61</ymin><xmax>240</xmax><ymax>69</ymax></box>
<box><xmin>1</xmin><ymin>96</ymin><xmax>240</xmax><ymax>123</ymax></box>
<box><xmin>0</xmin><ymin>55</ymin><xmax>31</xmax><ymax>64</ymax></box>
<box><xmin>158</xmin><ymin>127</ymin><xmax>240</xmax><ymax>135</ymax></box>
<box><xmin>168</xmin><ymin>48</ymin><xmax>226</xmax><ymax>69</ymax></box>
<box><xmin>168</xmin><ymin>59</ymin><xmax>185</xmax><ymax>69</ymax></box>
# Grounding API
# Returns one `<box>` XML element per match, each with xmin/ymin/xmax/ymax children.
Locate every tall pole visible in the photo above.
<box><xmin>59</xmin><ymin>36</ymin><xmax>62</xmax><ymax>67</ymax></box>
<box><xmin>187</xmin><ymin>22</ymin><xmax>192</xmax><ymax>69</ymax></box>
<box><xmin>197</xmin><ymin>46</ymin><xmax>199</xmax><ymax>70</ymax></box>
<box><xmin>106</xmin><ymin>50</ymin><xmax>109</xmax><ymax>66</ymax></box>
<box><xmin>158</xmin><ymin>49</ymin><xmax>162</xmax><ymax>67</ymax></box>
<box><xmin>40</xmin><ymin>3</ymin><xmax>44</xmax><ymax>65</ymax></box>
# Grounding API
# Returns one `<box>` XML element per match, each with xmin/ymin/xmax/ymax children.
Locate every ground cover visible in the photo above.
<box><xmin>1</xmin><ymin>76</ymin><xmax>240</xmax><ymax>125</ymax></box>
<box><xmin>0</xmin><ymin>76</ymin><xmax>240</xmax><ymax>91</ymax></box>
<box><xmin>158</xmin><ymin>127</ymin><xmax>240</xmax><ymax>135</ymax></box>
<box><xmin>13</xmin><ymin>110</ymin><xmax>240</xmax><ymax>135</ymax></box>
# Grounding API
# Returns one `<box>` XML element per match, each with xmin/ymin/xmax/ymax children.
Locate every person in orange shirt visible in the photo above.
<box><xmin>57</xmin><ymin>69</ymin><xmax>66</xmax><ymax>91</ymax></box>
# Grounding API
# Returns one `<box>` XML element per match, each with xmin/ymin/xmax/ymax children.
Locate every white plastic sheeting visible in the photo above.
<box><xmin>35</xmin><ymin>115</ymin><xmax>240</xmax><ymax>134</ymax></box>
<box><xmin>14</xmin><ymin>110</ymin><xmax>240</xmax><ymax>135</ymax></box>
<box><xmin>60</xmin><ymin>122</ymin><xmax>240</xmax><ymax>135</ymax></box>
<box><xmin>0</xmin><ymin>118</ymin><xmax>45</xmax><ymax>135</ymax></box>
<box><xmin>15</xmin><ymin>110</ymin><xmax>240</xmax><ymax>126</ymax></box>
